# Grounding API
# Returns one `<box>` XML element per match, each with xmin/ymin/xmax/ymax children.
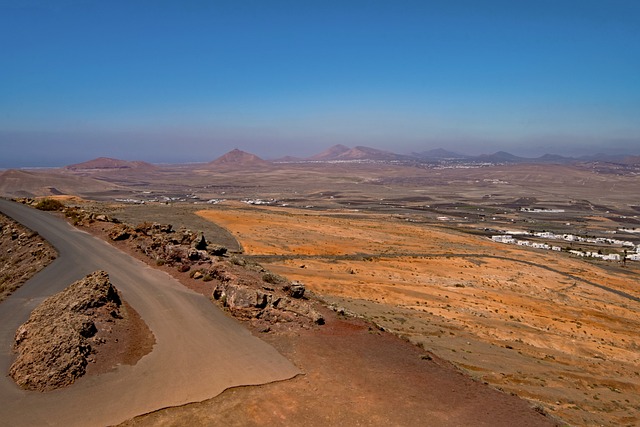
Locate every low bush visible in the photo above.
<box><xmin>35</xmin><ymin>199</ymin><xmax>65</xmax><ymax>211</ymax></box>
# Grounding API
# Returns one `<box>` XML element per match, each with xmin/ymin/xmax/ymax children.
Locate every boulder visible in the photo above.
<box><xmin>9</xmin><ymin>271</ymin><xmax>123</xmax><ymax>391</ymax></box>
<box><xmin>108</xmin><ymin>224</ymin><xmax>132</xmax><ymax>241</ymax></box>
<box><xmin>194</xmin><ymin>234</ymin><xmax>207</xmax><ymax>250</ymax></box>
<box><xmin>285</xmin><ymin>281</ymin><xmax>306</xmax><ymax>299</ymax></box>
<box><xmin>213</xmin><ymin>282</ymin><xmax>270</xmax><ymax>311</ymax></box>
<box><xmin>208</xmin><ymin>245</ymin><xmax>228</xmax><ymax>256</ymax></box>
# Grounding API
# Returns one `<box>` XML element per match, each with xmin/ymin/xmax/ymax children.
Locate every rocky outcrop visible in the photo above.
<box><xmin>105</xmin><ymin>221</ymin><xmax>223</xmax><ymax>273</ymax></box>
<box><xmin>9</xmin><ymin>271</ymin><xmax>123</xmax><ymax>391</ymax></box>
<box><xmin>108</xmin><ymin>224</ymin><xmax>132</xmax><ymax>241</ymax></box>
<box><xmin>23</xmin><ymin>201</ymin><xmax>323</xmax><ymax>330</ymax></box>
<box><xmin>0</xmin><ymin>213</ymin><xmax>57</xmax><ymax>302</ymax></box>
<box><xmin>103</xmin><ymin>219</ymin><xmax>324</xmax><ymax>327</ymax></box>
<box><xmin>211</xmin><ymin>262</ymin><xmax>324</xmax><ymax>326</ymax></box>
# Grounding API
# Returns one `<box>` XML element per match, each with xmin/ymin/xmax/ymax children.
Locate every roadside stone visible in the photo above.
<box><xmin>108</xmin><ymin>224</ymin><xmax>132</xmax><ymax>241</ymax></box>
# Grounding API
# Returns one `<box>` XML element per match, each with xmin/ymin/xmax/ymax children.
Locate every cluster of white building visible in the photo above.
<box><xmin>491</xmin><ymin>233</ymin><xmax>640</xmax><ymax>262</ymax></box>
<box><xmin>520</xmin><ymin>207</ymin><xmax>566</xmax><ymax>213</ymax></box>
<box><xmin>241</xmin><ymin>198</ymin><xmax>278</xmax><ymax>205</ymax></box>
<box><xmin>492</xmin><ymin>234</ymin><xmax>562</xmax><ymax>251</ymax></box>
<box><xmin>497</xmin><ymin>230</ymin><xmax>635</xmax><ymax>248</ymax></box>
<box><xmin>567</xmin><ymin>250</ymin><xmax>624</xmax><ymax>261</ymax></box>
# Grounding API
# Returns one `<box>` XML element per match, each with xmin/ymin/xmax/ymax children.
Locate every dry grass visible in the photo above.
<box><xmin>198</xmin><ymin>203</ymin><xmax>640</xmax><ymax>427</ymax></box>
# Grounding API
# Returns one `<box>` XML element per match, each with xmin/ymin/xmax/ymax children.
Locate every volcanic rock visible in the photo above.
<box><xmin>9</xmin><ymin>271</ymin><xmax>123</xmax><ymax>391</ymax></box>
<box><xmin>211</xmin><ymin>262</ymin><xmax>323</xmax><ymax>325</ymax></box>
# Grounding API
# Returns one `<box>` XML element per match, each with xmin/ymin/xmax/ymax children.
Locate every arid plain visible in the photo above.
<box><xmin>1</xmin><ymin>153</ymin><xmax>639</xmax><ymax>426</ymax></box>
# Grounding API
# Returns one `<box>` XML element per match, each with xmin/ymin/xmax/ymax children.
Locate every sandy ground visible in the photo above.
<box><xmin>197</xmin><ymin>202</ymin><xmax>640</xmax><ymax>427</ymax></box>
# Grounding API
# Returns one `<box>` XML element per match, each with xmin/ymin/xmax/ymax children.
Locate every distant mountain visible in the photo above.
<box><xmin>412</xmin><ymin>148</ymin><xmax>470</xmax><ymax>159</ymax></box>
<box><xmin>208</xmin><ymin>149</ymin><xmax>271</xmax><ymax>168</ymax></box>
<box><xmin>534</xmin><ymin>153</ymin><xmax>573</xmax><ymax>164</ymax></box>
<box><xmin>476</xmin><ymin>151</ymin><xmax>528</xmax><ymax>163</ymax></box>
<box><xmin>308</xmin><ymin>144</ymin><xmax>352</xmax><ymax>161</ymax></box>
<box><xmin>65</xmin><ymin>157</ymin><xmax>156</xmax><ymax>171</ymax></box>
<box><xmin>337</xmin><ymin>146</ymin><xmax>409</xmax><ymax>161</ymax></box>
<box><xmin>296</xmin><ymin>145</ymin><xmax>638</xmax><ymax>165</ymax></box>
<box><xmin>308</xmin><ymin>145</ymin><xmax>409</xmax><ymax>161</ymax></box>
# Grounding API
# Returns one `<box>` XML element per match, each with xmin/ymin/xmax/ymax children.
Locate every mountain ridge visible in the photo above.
<box><xmin>65</xmin><ymin>157</ymin><xmax>156</xmax><ymax>171</ymax></box>
<box><xmin>208</xmin><ymin>149</ymin><xmax>271</xmax><ymax>168</ymax></box>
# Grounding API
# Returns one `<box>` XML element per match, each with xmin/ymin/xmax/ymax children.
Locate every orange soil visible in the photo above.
<box><xmin>197</xmin><ymin>203</ymin><xmax>640</xmax><ymax>427</ymax></box>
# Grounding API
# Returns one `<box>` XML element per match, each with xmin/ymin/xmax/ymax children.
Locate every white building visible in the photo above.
<box><xmin>492</xmin><ymin>235</ymin><xmax>515</xmax><ymax>244</ymax></box>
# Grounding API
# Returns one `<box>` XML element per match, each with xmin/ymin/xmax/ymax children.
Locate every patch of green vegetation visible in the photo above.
<box><xmin>35</xmin><ymin>198</ymin><xmax>65</xmax><ymax>211</ymax></box>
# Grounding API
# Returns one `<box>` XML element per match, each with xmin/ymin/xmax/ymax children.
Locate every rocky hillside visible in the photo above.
<box><xmin>0</xmin><ymin>213</ymin><xmax>56</xmax><ymax>302</ymax></box>
<box><xmin>10</xmin><ymin>271</ymin><xmax>129</xmax><ymax>391</ymax></box>
<box><xmin>103</xmin><ymin>221</ymin><xmax>324</xmax><ymax>329</ymax></box>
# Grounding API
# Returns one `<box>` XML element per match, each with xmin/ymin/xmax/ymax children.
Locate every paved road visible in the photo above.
<box><xmin>0</xmin><ymin>199</ymin><xmax>300</xmax><ymax>427</ymax></box>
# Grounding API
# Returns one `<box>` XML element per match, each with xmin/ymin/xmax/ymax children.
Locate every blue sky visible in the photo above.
<box><xmin>1</xmin><ymin>0</ymin><xmax>639</xmax><ymax>166</ymax></box>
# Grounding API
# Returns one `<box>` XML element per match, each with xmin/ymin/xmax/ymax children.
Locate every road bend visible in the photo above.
<box><xmin>0</xmin><ymin>199</ymin><xmax>300</xmax><ymax>427</ymax></box>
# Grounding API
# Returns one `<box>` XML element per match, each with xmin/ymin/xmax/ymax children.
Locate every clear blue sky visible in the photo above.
<box><xmin>1</xmin><ymin>0</ymin><xmax>639</xmax><ymax>166</ymax></box>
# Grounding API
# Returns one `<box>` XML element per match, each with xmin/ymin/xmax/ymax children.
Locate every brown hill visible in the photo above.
<box><xmin>308</xmin><ymin>144</ymin><xmax>351</xmax><ymax>161</ymax></box>
<box><xmin>0</xmin><ymin>169</ymin><xmax>124</xmax><ymax>198</ymax></box>
<box><xmin>208</xmin><ymin>149</ymin><xmax>271</xmax><ymax>168</ymax></box>
<box><xmin>65</xmin><ymin>157</ymin><xmax>156</xmax><ymax>171</ymax></box>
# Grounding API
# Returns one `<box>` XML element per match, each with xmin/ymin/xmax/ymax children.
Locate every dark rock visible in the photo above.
<box><xmin>194</xmin><ymin>234</ymin><xmax>207</xmax><ymax>250</ymax></box>
<box><xmin>108</xmin><ymin>224</ymin><xmax>132</xmax><ymax>241</ymax></box>
<box><xmin>208</xmin><ymin>245</ymin><xmax>228</xmax><ymax>256</ymax></box>
<box><xmin>285</xmin><ymin>281</ymin><xmax>306</xmax><ymax>299</ymax></box>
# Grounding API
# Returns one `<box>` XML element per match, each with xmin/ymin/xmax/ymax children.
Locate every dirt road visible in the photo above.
<box><xmin>0</xmin><ymin>199</ymin><xmax>300</xmax><ymax>427</ymax></box>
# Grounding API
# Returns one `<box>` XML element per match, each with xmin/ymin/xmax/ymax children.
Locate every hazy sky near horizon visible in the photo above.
<box><xmin>1</xmin><ymin>0</ymin><xmax>639</xmax><ymax>167</ymax></box>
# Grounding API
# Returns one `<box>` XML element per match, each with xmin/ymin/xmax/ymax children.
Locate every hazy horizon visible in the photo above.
<box><xmin>2</xmin><ymin>1</ymin><xmax>639</xmax><ymax>167</ymax></box>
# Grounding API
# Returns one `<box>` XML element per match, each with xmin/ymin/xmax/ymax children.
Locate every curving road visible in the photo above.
<box><xmin>0</xmin><ymin>199</ymin><xmax>300</xmax><ymax>427</ymax></box>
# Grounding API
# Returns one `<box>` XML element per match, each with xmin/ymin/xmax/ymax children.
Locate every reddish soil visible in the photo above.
<box><xmin>120</xmin><ymin>307</ymin><xmax>558</xmax><ymax>427</ymax></box>
<box><xmin>86</xmin><ymin>299</ymin><xmax>156</xmax><ymax>377</ymax></box>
